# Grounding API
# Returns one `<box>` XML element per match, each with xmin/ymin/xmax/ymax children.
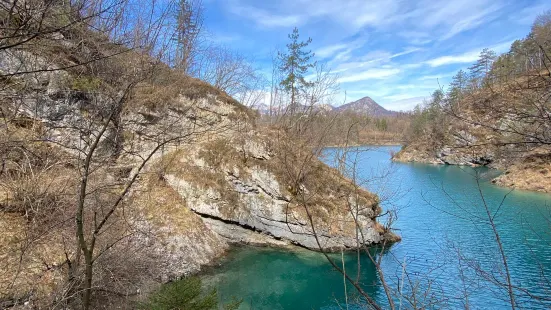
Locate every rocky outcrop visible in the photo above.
<box><xmin>160</xmin><ymin>137</ymin><xmax>385</xmax><ymax>251</ymax></box>
<box><xmin>393</xmin><ymin>143</ymin><xmax>495</xmax><ymax>166</ymax></box>
<box><xmin>393</xmin><ymin>126</ymin><xmax>499</xmax><ymax>167</ymax></box>
<box><xmin>491</xmin><ymin>149</ymin><xmax>551</xmax><ymax>193</ymax></box>
<box><xmin>0</xmin><ymin>34</ymin><xmax>393</xmax><ymax>307</ymax></box>
<box><xmin>393</xmin><ymin>129</ymin><xmax>550</xmax><ymax>193</ymax></box>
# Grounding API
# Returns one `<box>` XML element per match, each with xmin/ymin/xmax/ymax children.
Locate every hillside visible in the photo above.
<box><xmin>255</xmin><ymin>102</ymin><xmax>334</xmax><ymax>115</ymax></box>
<box><xmin>0</xmin><ymin>15</ymin><xmax>394</xmax><ymax>310</ymax></box>
<box><xmin>393</xmin><ymin>21</ymin><xmax>551</xmax><ymax>193</ymax></box>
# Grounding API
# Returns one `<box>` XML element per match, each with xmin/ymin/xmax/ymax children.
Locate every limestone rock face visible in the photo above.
<box><xmin>393</xmin><ymin>120</ymin><xmax>550</xmax><ymax>193</ymax></box>
<box><xmin>393</xmin><ymin>132</ymin><xmax>494</xmax><ymax>167</ymax></box>
<box><xmin>0</xmin><ymin>40</ymin><xmax>391</xmax><ymax>303</ymax></box>
<box><xmin>162</xmin><ymin>138</ymin><xmax>385</xmax><ymax>251</ymax></box>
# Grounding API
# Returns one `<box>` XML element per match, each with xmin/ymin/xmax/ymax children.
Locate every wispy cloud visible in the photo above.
<box><xmin>425</xmin><ymin>40</ymin><xmax>513</xmax><ymax>67</ymax></box>
<box><xmin>316</xmin><ymin>43</ymin><xmax>349</xmax><ymax>59</ymax></box>
<box><xmin>513</xmin><ymin>1</ymin><xmax>550</xmax><ymax>25</ymax></box>
<box><xmin>212</xmin><ymin>0</ymin><xmax>550</xmax><ymax>108</ymax></box>
<box><xmin>226</xmin><ymin>0</ymin><xmax>400</xmax><ymax>32</ymax></box>
<box><xmin>228</xmin><ymin>5</ymin><xmax>301</xmax><ymax>28</ymax></box>
<box><xmin>440</xmin><ymin>4</ymin><xmax>502</xmax><ymax>40</ymax></box>
<box><xmin>317</xmin><ymin>37</ymin><xmax>368</xmax><ymax>63</ymax></box>
<box><xmin>338</xmin><ymin>68</ymin><xmax>401</xmax><ymax>83</ymax></box>
<box><xmin>389</xmin><ymin>48</ymin><xmax>423</xmax><ymax>59</ymax></box>
<box><xmin>383</xmin><ymin>96</ymin><xmax>429</xmax><ymax>111</ymax></box>
<box><xmin>425</xmin><ymin>50</ymin><xmax>481</xmax><ymax>67</ymax></box>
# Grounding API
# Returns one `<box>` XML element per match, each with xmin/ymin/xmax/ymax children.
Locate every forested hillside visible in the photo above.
<box><xmin>395</xmin><ymin>11</ymin><xmax>551</xmax><ymax>192</ymax></box>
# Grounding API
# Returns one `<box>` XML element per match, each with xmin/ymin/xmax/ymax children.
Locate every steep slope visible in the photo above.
<box><xmin>393</xmin><ymin>73</ymin><xmax>551</xmax><ymax>193</ymax></box>
<box><xmin>335</xmin><ymin>96</ymin><xmax>397</xmax><ymax>117</ymax></box>
<box><xmin>393</xmin><ymin>15</ymin><xmax>551</xmax><ymax>194</ymax></box>
<box><xmin>0</xmin><ymin>30</ymin><xmax>394</xmax><ymax>307</ymax></box>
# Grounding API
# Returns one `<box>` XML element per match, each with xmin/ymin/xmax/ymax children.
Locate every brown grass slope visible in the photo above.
<box><xmin>395</xmin><ymin>69</ymin><xmax>551</xmax><ymax>193</ymax></box>
<box><xmin>0</xmin><ymin>26</ymin><xmax>391</xmax><ymax>308</ymax></box>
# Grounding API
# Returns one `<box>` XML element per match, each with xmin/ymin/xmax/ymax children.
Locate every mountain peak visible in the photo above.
<box><xmin>335</xmin><ymin>96</ymin><xmax>396</xmax><ymax>117</ymax></box>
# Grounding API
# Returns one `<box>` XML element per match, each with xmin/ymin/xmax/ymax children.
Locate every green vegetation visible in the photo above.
<box><xmin>277</xmin><ymin>27</ymin><xmax>316</xmax><ymax>108</ymax></box>
<box><xmin>408</xmin><ymin>10</ymin><xmax>551</xmax><ymax>148</ymax></box>
<box><xmin>71</xmin><ymin>76</ymin><xmax>102</xmax><ymax>92</ymax></box>
<box><xmin>138</xmin><ymin>277</ymin><xmax>241</xmax><ymax>310</ymax></box>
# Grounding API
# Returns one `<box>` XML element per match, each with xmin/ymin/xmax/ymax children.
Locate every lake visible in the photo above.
<box><xmin>201</xmin><ymin>146</ymin><xmax>551</xmax><ymax>309</ymax></box>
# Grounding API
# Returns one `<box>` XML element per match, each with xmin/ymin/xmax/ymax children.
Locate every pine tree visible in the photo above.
<box><xmin>173</xmin><ymin>0</ymin><xmax>203</xmax><ymax>74</ymax></box>
<box><xmin>532</xmin><ymin>10</ymin><xmax>551</xmax><ymax>62</ymax></box>
<box><xmin>468</xmin><ymin>48</ymin><xmax>497</xmax><ymax>88</ymax></box>
<box><xmin>277</xmin><ymin>27</ymin><xmax>316</xmax><ymax>112</ymax></box>
<box><xmin>491</xmin><ymin>52</ymin><xmax>515</xmax><ymax>82</ymax></box>
<box><xmin>447</xmin><ymin>70</ymin><xmax>468</xmax><ymax>112</ymax></box>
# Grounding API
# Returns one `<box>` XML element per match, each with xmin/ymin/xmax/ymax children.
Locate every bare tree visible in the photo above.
<box><xmin>194</xmin><ymin>45</ymin><xmax>265</xmax><ymax>106</ymax></box>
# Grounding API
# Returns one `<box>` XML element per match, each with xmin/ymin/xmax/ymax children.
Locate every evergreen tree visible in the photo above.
<box><xmin>173</xmin><ymin>0</ymin><xmax>203</xmax><ymax>74</ymax></box>
<box><xmin>138</xmin><ymin>277</ymin><xmax>241</xmax><ymax>310</ymax></box>
<box><xmin>447</xmin><ymin>70</ymin><xmax>468</xmax><ymax>111</ymax></box>
<box><xmin>490</xmin><ymin>52</ymin><xmax>515</xmax><ymax>82</ymax></box>
<box><xmin>277</xmin><ymin>27</ymin><xmax>316</xmax><ymax>112</ymax></box>
<box><xmin>468</xmin><ymin>48</ymin><xmax>497</xmax><ymax>88</ymax></box>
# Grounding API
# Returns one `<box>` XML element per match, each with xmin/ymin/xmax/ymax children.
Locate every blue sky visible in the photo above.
<box><xmin>202</xmin><ymin>0</ymin><xmax>551</xmax><ymax>111</ymax></box>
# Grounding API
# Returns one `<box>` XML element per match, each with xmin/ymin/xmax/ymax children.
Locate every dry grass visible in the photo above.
<box><xmin>0</xmin><ymin>213</ymin><xmax>67</xmax><ymax>305</ymax></box>
<box><xmin>130</xmin><ymin>69</ymin><xmax>256</xmax><ymax>120</ymax></box>
<box><xmin>493</xmin><ymin>148</ymin><xmax>551</xmax><ymax>193</ymax></box>
<box><xmin>132</xmin><ymin>174</ymin><xmax>217</xmax><ymax>240</ymax></box>
<box><xmin>0</xmin><ymin>122</ymin><xmax>76</xmax><ymax>305</ymax></box>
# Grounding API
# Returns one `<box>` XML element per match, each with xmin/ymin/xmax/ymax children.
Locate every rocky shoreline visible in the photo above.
<box><xmin>393</xmin><ymin>144</ymin><xmax>551</xmax><ymax>194</ymax></box>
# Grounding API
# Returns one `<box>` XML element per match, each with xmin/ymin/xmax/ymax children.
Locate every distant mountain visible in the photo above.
<box><xmin>314</xmin><ymin>103</ymin><xmax>334</xmax><ymax>112</ymax></box>
<box><xmin>335</xmin><ymin>96</ymin><xmax>397</xmax><ymax>117</ymax></box>
<box><xmin>253</xmin><ymin>96</ymin><xmax>397</xmax><ymax>117</ymax></box>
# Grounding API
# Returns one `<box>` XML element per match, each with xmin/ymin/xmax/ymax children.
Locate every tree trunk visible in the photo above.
<box><xmin>82</xmin><ymin>249</ymin><xmax>93</xmax><ymax>310</ymax></box>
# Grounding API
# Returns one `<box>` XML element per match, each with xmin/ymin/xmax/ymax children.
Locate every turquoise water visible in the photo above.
<box><xmin>202</xmin><ymin>146</ymin><xmax>551</xmax><ymax>309</ymax></box>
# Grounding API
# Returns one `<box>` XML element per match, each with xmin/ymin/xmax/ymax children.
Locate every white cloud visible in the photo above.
<box><xmin>290</xmin><ymin>0</ymin><xmax>401</xmax><ymax>30</ymax></box>
<box><xmin>316</xmin><ymin>43</ymin><xmax>349</xmax><ymax>59</ymax></box>
<box><xmin>425</xmin><ymin>40</ymin><xmax>513</xmax><ymax>67</ymax></box>
<box><xmin>338</xmin><ymin>68</ymin><xmax>401</xmax><ymax>83</ymax></box>
<box><xmin>226</xmin><ymin>0</ymin><xmax>401</xmax><ymax>32</ymax></box>
<box><xmin>229</xmin><ymin>5</ymin><xmax>302</xmax><ymax>27</ymax></box>
<box><xmin>413</xmin><ymin>0</ymin><xmax>504</xmax><ymax>41</ymax></box>
<box><xmin>513</xmin><ymin>2</ymin><xmax>551</xmax><ymax>25</ymax></box>
<box><xmin>390</xmin><ymin>48</ymin><xmax>423</xmax><ymax>59</ymax></box>
<box><xmin>226</xmin><ymin>0</ymin><xmax>512</xmax><ymax>42</ymax></box>
<box><xmin>219</xmin><ymin>0</ymin><xmax>536</xmax><ymax>112</ymax></box>
<box><xmin>383</xmin><ymin>96</ymin><xmax>429</xmax><ymax>111</ymax></box>
<box><xmin>318</xmin><ymin>37</ymin><xmax>369</xmax><ymax>63</ymax></box>
<box><xmin>425</xmin><ymin>50</ymin><xmax>480</xmax><ymax>67</ymax></box>
<box><xmin>398</xmin><ymin>31</ymin><xmax>433</xmax><ymax>45</ymax></box>
<box><xmin>440</xmin><ymin>4</ymin><xmax>502</xmax><ymax>40</ymax></box>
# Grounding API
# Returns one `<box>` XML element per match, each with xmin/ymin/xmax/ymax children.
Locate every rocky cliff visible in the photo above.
<box><xmin>0</xmin><ymin>32</ymin><xmax>392</xmax><ymax>307</ymax></box>
<box><xmin>394</xmin><ymin>140</ymin><xmax>551</xmax><ymax>193</ymax></box>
